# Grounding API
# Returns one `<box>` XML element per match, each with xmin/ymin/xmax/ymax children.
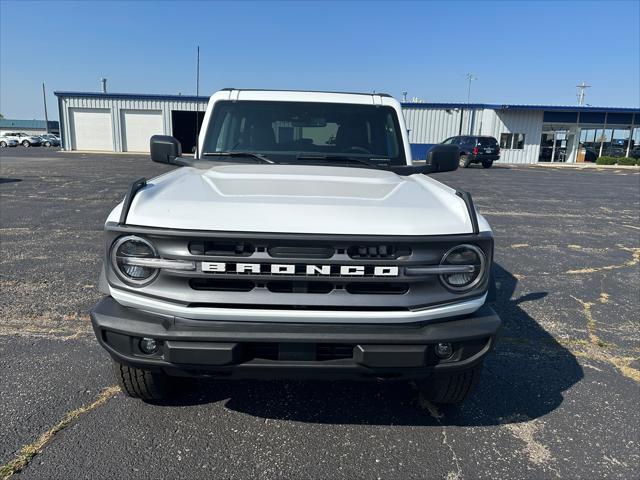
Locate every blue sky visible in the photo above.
<box><xmin>1</xmin><ymin>0</ymin><xmax>639</xmax><ymax>120</ymax></box>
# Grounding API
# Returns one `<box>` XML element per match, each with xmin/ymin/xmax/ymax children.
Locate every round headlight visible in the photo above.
<box><xmin>110</xmin><ymin>236</ymin><xmax>159</xmax><ymax>286</ymax></box>
<box><xmin>439</xmin><ymin>244</ymin><xmax>486</xmax><ymax>292</ymax></box>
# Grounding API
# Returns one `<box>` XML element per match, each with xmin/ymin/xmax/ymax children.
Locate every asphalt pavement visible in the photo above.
<box><xmin>1</xmin><ymin>147</ymin><xmax>639</xmax><ymax>479</ymax></box>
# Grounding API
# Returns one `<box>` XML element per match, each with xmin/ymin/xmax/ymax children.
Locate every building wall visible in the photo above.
<box><xmin>479</xmin><ymin>109</ymin><xmax>543</xmax><ymax>164</ymax></box>
<box><xmin>58</xmin><ymin>96</ymin><xmax>207</xmax><ymax>151</ymax></box>
<box><xmin>403</xmin><ymin>107</ymin><xmax>543</xmax><ymax>164</ymax></box>
<box><xmin>402</xmin><ymin>107</ymin><xmax>482</xmax><ymax>144</ymax></box>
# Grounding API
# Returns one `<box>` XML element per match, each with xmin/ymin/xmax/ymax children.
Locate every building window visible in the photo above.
<box><xmin>513</xmin><ymin>133</ymin><xmax>525</xmax><ymax>149</ymax></box>
<box><xmin>500</xmin><ymin>133</ymin><xmax>526</xmax><ymax>149</ymax></box>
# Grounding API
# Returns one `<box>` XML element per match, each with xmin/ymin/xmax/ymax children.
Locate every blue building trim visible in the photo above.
<box><xmin>401</xmin><ymin>102</ymin><xmax>640</xmax><ymax>114</ymax></box>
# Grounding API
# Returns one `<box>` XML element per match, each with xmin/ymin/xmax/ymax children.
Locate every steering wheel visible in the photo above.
<box><xmin>344</xmin><ymin>146</ymin><xmax>371</xmax><ymax>154</ymax></box>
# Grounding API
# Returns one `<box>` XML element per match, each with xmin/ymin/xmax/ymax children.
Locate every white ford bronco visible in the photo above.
<box><xmin>91</xmin><ymin>89</ymin><xmax>501</xmax><ymax>404</ymax></box>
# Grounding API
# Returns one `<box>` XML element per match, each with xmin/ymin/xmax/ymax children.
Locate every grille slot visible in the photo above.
<box><xmin>345</xmin><ymin>282</ymin><xmax>409</xmax><ymax>295</ymax></box>
<box><xmin>190</xmin><ymin>278</ymin><xmax>255</xmax><ymax>292</ymax></box>
<box><xmin>245</xmin><ymin>343</ymin><xmax>354</xmax><ymax>361</ymax></box>
<box><xmin>348</xmin><ymin>245</ymin><xmax>411</xmax><ymax>259</ymax></box>
<box><xmin>190</xmin><ymin>241</ymin><xmax>255</xmax><ymax>256</ymax></box>
<box><xmin>316</xmin><ymin>343</ymin><xmax>355</xmax><ymax>361</ymax></box>
<box><xmin>246</xmin><ymin>343</ymin><xmax>279</xmax><ymax>360</ymax></box>
<box><xmin>268</xmin><ymin>245</ymin><xmax>335</xmax><ymax>259</ymax></box>
<box><xmin>267</xmin><ymin>281</ymin><xmax>333</xmax><ymax>294</ymax></box>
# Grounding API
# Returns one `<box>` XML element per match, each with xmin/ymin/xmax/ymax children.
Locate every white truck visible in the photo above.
<box><xmin>91</xmin><ymin>89</ymin><xmax>501</xmax><ymax>404</ymax></box>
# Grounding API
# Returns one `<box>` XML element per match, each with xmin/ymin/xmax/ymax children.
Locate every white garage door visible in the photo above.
<box><xmin>121</xmin><ymin>110</ymin><xmax>164</xmax><ymax>152</ymax></box>
<box><xmin>69</xmin><ymin>108</ymin><xmax>113</xmax><ymax>151</ymax></box>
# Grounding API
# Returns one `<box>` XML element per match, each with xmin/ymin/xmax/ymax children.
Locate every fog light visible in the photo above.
<box><xmin>435</xmin><ymin>342</ymin><xmax>453</xmax><ymax>359</ymax></box>
<box><xmin>139</xmin><ymin>337</ymin><xmax>158</xmax><ymax>354</ymax></box>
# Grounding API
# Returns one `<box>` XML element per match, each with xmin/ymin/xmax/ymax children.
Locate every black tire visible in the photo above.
<box><xmin>459</xmin><ymin>155</ymin><xmax>471</xmax><ymax>168</ymax></box>
<box><xmin>22</xmin><ymin>140</ymin><xmax>30</xmax><ymax>147</ymax></box>
<box><xmin>44</xmin><ymin>141</ymin><xmax>51</xmax><ymax>147</ymax></box>
<box><xmin>417</xmin><ymin>365</ymin><xmax>482</xmax><ymax>405</ymax></box>
<box><xmin>113</xmin><ymin>362</ymin><xmax>178</xmax><ymax>400</ymax></box>
<box><xmin>482</xmin><ymin>160</ymin><xmax>493</xmax><ymax>168</ymax></box>
<box><xmin>0</xmin><ymin>141</ymin><xmax>6</xmax><ymax>148</ymax></box>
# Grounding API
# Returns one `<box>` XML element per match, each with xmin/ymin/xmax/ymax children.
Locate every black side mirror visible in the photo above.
<box><xmin>427</xmin><ymin>144</ymin><xmax>459</xmax><ymax>172</ymax></box>
<box><xmin>150</xmin><ymin>135</ymin><xmax>182</xmax><ymax>164</ymax></box>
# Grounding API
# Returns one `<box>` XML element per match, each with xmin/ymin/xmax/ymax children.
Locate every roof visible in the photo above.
<box><xmin>54</xmin><ymin>91</ymin><xmax>208</xmax><ymax>102</ymax></box>
<box><xmin>400</xmin><ymin>102</ymin><xmax>640</xmax><ymax>114</ymax></box>
<box><xmin>54</xmin><ymin>89</ymin><xmax>393</xmax><ymax>101</ymax></box>
<box><xmin>0</xmin><ymin>119</ymin><xmax>60</xmax><ymax>129</ymax></box>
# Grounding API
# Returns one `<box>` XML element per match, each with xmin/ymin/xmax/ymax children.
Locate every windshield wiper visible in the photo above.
<box><xmin>295</xmin><ymin>155</ymin><xmax>382</xmax><ymax>169</ymax></box>
<box><xmin>202</xmin><ymin>152</ymin><xmax>277</xmax><ymax>164</ymax></box>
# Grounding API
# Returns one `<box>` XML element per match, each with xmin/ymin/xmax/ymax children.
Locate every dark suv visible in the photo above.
<box><xmin>442</xmin><ymin>136</ymin><xmax>500</xmax><ymax>168</ymax></box>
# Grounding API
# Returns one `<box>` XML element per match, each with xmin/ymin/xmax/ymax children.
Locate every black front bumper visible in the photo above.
<box><xmin>91</xmin><ymin>297</ymin><xmax>501</xmax><ymax>380</ymax></box>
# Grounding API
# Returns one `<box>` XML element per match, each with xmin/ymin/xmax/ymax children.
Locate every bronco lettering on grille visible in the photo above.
<box><xmin>201</xmin><ymin>262</ymin><xmax>399</xmax><ymax>277</ymax></box>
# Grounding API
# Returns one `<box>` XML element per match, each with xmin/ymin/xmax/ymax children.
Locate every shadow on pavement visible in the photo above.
<box><xmin>150</xmin><ymin>263</ymin><xmax>583</xmax><ymax>426</ymax></box>
<box><xmin>0</xmin><ymin>178</ymin><xmax>22</xmax><ymax>184</ymax></box>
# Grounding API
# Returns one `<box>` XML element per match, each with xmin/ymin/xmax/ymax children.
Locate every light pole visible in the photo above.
<box><xmin>465</xmin><ymin>73</ymin><xmax>477</xmax><ymax>134</ymax></box>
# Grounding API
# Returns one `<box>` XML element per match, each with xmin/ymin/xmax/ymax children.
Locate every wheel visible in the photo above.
<box><xmin>459</xmin><ymin>155</ymin><xmax>471</xmax><ymax>168</ymax></box>
<box><xmin>0</xmin><ymin>141</ymin><xmax>7</xmax><ymax>148</ymax></box>
<box><xmin>482</xmin><ymin>160</ymin><xmax>493</xmax><ymax>168</ymax></box>
<box><xmin>44</xmin><ymin>141</ymin><xmax>51</xmax><ymax>147</ymax></box>
<box><xmin>22</xmin><ymin>140</ymin><xmax>30</xmax><ymax>147</ymax></box>
<box><xmin>113</xmin><ymin>362</ymin><xmax>179</xmax><ymax>400</ymax></box>
<box><xmin>417</xmin><ymin>365</ymin><xmax>482</xmax><ymax>405</ymax></box>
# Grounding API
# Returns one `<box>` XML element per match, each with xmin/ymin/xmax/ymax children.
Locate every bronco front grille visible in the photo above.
<box><xmin>106</xmin><ymin>225</ymin><xmax>493</xmax><ymax>311</ymax></box>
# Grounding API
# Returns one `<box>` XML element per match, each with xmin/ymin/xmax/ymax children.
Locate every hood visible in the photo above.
<box><xmin>114</xmin><ymin>164</ymin><xmax>474</xmax><ymax>235</ymax></box>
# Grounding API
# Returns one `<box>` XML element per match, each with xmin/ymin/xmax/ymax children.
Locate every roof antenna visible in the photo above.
<box><xmin>194</xmin><ymin>46</ymin><xmax>200</xmax><ymax>156</ymax></box>
<box><xmin>576</xmin><ymin>81</ymin><xmax>591</xmax><ymax>106</ymax></box>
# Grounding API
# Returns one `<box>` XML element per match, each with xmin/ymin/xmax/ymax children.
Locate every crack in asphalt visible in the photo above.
<box><xmin>0</xmin><ymin>386</ymin><xmax>120</xmax><ymax>480</ymax></box>
<box><xmin>500</xmin><ymin>415</ymin><xmax>560</xmax><ymax>478</ymax></box>
<box><xmin>417</xmin><ymin>397</ymin><xmax>463</xmax><ymax>480</ymax></box>
<box><xmin>566</xmin><ymin>245</ymin><xmax>640</xmax><ymax>274</ymax></box>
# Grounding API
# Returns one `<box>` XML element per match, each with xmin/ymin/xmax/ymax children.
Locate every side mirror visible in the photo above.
<box><xmin>426</xmin><ymin>144</ymin><xmax>459</xmax><ymax>172</ymax></box>
<box><xmin>150</xmin><ymin>135</ymin><xmax>182</xmax><ymax>164</ymax></box>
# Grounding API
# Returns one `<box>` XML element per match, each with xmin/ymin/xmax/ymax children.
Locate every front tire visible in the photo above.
<box><xmin>482</xmin><ymin>160</ymin><xmax>493</xmax><ymax>168</ymax></box>
<box><xmin>22</xmin><ymin>140</ymin><xmax>30</xmax><ymax>147</ymax></box>
<box><xmin>417</xmin><ymin>365</ymin><xmax>482</xmax><ymax>405</ymax></box>
<box><xmin>0</xmin><ymin>141</ymin><xmax>6</xmax><ymax>148</ymax></box>
<box><xmin>459</xmin><ymin>155</ymin><xmax>471</xmax><ymax>168</ymax></box>
<box><xmin>44</xmin><ymin>141</ymin><xmax>51</xmax><ymax>147</ymax></box>
<box><xmin>113</xmin><ymin>362</ymin><xmax>178</xmax><ymax>400</ymax></box>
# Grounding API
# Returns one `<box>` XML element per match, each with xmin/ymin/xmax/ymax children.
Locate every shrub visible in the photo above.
<box><xmin>596</xmin><ymin>156</ymin><xmax>617</xmax><ymax>165</ymax></box>
<box><xmin>616</xmin><ymin>157</ymin><xmax>638</xmax><ymax>166</ymax></box>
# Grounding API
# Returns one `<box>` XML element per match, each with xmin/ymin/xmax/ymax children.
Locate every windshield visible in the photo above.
<box><xmin>202</xmin><ymin>101</ymin><xmax>406</xmax><ymax>165</ymax></box>
<box><xmin>477</xmin><ymin>137</ymin><xmax>498</xmax><ymax>146</ymax></box>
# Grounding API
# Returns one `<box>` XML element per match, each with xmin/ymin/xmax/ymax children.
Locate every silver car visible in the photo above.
<box><xmin>39</xmin><ymin>134</ymin><xmax>61</xmax><ymax>147</ymax></box>
<box><xmin>0</xmin><ymin>136</ymin><xmax>19</xmax><ymax>147</ymax></box>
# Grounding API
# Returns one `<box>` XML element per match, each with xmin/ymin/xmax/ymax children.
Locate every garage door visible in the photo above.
<box><xmin>69</xmin><ymin>108</ymin><xmax>113</xmax><ymax>151</ymax></box>
<box><xmin>121</xmin><ymin>110</ymin><xmax>164</xmax><ymax>152</ymax></box>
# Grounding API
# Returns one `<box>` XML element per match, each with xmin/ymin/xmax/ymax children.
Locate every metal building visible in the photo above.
<box><xmin>54</xmin><ymin>92</ymin><xmax>207</xmax><ymax>153</ymax></box>
<box><xmin>0</xmin><ymin>118</ymin><xmax>60</xmax><ymax>136</ymax></box>
<box><xmin>54</xmin><ymin>91</ymin><xmax>640</xmax><ymax>163</ymax></box>
<box><xmin>403</xmin><ymin>103</ymin><xmax>639</xmax><ymax>163</ymax></box>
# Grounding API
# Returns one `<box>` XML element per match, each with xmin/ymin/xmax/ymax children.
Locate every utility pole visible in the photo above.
<box><xmin>576</xmin><ymin>81</ymin><xmax>591</xmax><ymax>106</ymax></box>
<box><xmin>42</xmin><ymin>83</ymin><xmax>49</xmax><ymax>133</ymax></box>
<box><xmin>194</xmin><ymin>45</ymin><xmax>200</xmax><ymax>155</ymax></box>
<box><xmin>465</xmin><ymin>73</ymin><xmax>477</xmax><ymax>134</ymax></box>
